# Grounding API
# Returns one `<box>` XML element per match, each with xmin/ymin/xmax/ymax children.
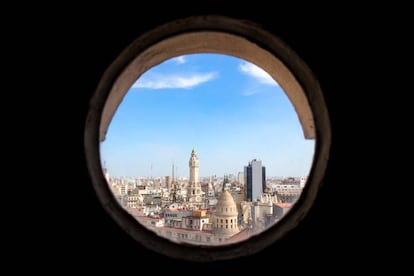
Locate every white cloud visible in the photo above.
<box><xmin>172</xmin><ymin>56</ymin><xmax>187</xmax><ymax>64</ymax></box>
<box><xmin>239</xmin><ymin>62</ymin><xmax>279</xmax><ymax>86</ymax></box>
<box><xmin>242</xmin><ymin>89</ymin><xmax>259</xmax><ymax>96</ymax></box>
<box><xmin>133</xmin><ymin>72</ymin><xmax>217</xmax><ymax>89</ymax></box>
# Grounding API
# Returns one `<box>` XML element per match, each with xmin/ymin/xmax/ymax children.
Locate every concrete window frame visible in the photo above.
<box><xmin>84</xmin><ymin>15</ymin><xmax>331</xmax><ymax>262</ymax></box>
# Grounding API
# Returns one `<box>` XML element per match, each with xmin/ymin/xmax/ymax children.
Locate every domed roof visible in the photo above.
<box><xmin>213</xmin><ymin>190</ymin><xmax>239</xmax><ymax>237</ymax></box>
<box><xmin>215</xmin><ymin>190</ymin><xmax>238</xmax><ymax>216</ymax></box>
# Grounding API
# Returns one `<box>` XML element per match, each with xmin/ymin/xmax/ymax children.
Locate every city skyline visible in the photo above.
<box><xmin>100</xmin><ymin>53</ymin><xmax>315</xmax><ymax>178</ymax></box>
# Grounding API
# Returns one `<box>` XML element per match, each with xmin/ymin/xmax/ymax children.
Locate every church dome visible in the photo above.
<box><xmin>212</xmin><ymin>190</ymin><xmax>239</xmax><ymax>237</ymax></box>
<box><xmin>215</xmin><ymin>190</ymin><xmax>238</xmax><ymax>216</ymax></box>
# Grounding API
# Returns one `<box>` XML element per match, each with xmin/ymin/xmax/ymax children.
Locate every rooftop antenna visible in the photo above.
<box><xmin>150</xmin><ymin>163</ymin><xmax>153</xmax><ymax>179</ymax></box>
<box><xmin>171</xmin><ymin>161</ymin><xmax>175</xmax><ymax>191</ymax></box>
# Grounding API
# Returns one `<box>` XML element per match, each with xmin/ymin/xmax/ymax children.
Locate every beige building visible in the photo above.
<box><xmin>131</xmin><ymin>150</ymin><xmax>245</xmax><ymax>245</ymax></box>
<box><xmin>181</xmin><ymin>210</ymin><xmax>210</xmax><ymax>231</ymax></box>
<box><xmin>187</xmin><ymin>148</ymin><xmax>203</xmax><ymax>204</ymax></box>
<box><xmin>134</xmin><ymin>190</ymin><xmax>242</xmax><ymax>245</ymax></box>
<box><xmin>212</xmin><ymin>190</ymin><xmax>239</xmax><ymax>239</ymax></box>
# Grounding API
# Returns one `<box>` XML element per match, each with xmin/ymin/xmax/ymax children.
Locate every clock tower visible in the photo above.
<box><xmin>188</xmin><ymin>148</ymin><xmax>202</xmax><ymax>204</ymax></box>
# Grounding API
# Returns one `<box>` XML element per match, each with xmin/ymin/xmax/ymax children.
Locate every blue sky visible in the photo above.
<box><xmin>100</xmin><ymin>54</ymin><xmax>315</xmax><ymax>178</ymax></box>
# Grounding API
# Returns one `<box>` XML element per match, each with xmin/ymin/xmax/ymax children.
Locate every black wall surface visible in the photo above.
<box><xmin>27</xmin><ymin>5</ymin><xmax>387</xmax><ymax>273</ymax></box>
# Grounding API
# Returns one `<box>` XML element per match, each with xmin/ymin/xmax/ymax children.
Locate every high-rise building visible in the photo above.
<box><xmin>187</xmin><ymin>148</ymin><xmax>202</xmax><ymax>204</ymax></box>
<box><xmin>165</xmin><ymin>176</ymin><xmax>171</xmax><ymax>189</ymax></box>
<box><xmin>244</xmin><ymin>159</ymin><xmax>266</xmax><ymax>202</ymax></box>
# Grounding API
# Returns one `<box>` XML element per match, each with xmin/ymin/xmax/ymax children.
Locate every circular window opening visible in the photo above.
<box><xmin>85</xmin><ymin>16</ymin><xmax>331</xmax><ymax>262</ymax></box>
<box><xmin>100</xmin><ymin>53</ymin><xmax>315</xmax><ymax>245</ymax></box>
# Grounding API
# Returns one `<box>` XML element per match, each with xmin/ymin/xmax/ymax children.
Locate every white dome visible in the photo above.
<box><xmin>215</xmin><ymin>191</ymin><xmax>238</xmax><ymax>216</ymax></box>
<box><xmin>212</xmin><ymin>190</ymin><xmax>239</xmax><ymax>237</ymax></box>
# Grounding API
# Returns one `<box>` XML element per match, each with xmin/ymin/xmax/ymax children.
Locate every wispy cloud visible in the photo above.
<box><xmin>242</xmin><ymin>89</ymin><xmax>260</xmax><ymax>96</ymax></box>
<box><xmin>172</xmin><ymin>56</ymin><xmax>187</xmax><ymax>64</ymax></box>
<box><xmin>239</xmin><ymin>62</ymin><xmax>279</xmax><ymax>86</ymax></box>
<box><xmin>133</xmin><ymin>72</ymin><xmax>218</xmax><ymax>89</ymax></box>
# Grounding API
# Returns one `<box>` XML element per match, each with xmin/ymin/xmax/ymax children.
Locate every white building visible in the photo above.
<box><xmin>300</xmin><ymin>177</ymin><xmax>307</xmax><ymax>188</ymax></box>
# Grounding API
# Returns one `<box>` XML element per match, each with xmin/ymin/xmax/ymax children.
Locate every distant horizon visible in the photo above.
<box><xmin>100</xmin><ymin>54</ymin><xmax>315</xmax><ymax>178</ymax></box>
<box><xmin>102</xmin><ymin>153</ymin><xmax>310</xmax><ymax>179</ymax></box>
<box><xmin>103</xmin><ymin>172</ymin><xmax>307</xmax><ymax>179</ymax></box>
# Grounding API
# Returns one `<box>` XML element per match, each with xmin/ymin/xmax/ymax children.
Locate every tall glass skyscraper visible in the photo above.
<box><xmin>244</xmin><ymin>159</ymin><xmax>266</xmax><ymax>202</ymax></box>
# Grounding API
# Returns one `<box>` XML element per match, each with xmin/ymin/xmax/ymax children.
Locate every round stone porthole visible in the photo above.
<box><xmin>84</xmin><ymin>16</ymin><xmax>331</xmax><ymax>262</ymax></box>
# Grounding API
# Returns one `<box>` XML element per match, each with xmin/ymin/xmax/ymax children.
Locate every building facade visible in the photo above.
<box><xmin>187</xmin><ymin>148</ymin><xmax>203</xmax><ymax>204</ymax></box>
<box><xmin>244</xmin><ymin>159</ymin><xmax>266</xmax><ymax>202</ymax></box>
<box><xmin>212</xmin><ymin>190</ymin><xmax>239</xmax><ymax>239</ymax></box>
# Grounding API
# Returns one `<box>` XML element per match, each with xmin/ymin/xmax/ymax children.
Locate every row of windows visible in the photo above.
<box><xmin>165</xmin><ymin>231</ymin><xmax>211</xmax><ymax>242</ymax></box>
<box><xmin>219</xmin><ymin>224</ymin><xmax>236</xmax><ymax>229</ymax></box>
<box><xmin>187</xmin><ymin>219</ymin><xmax>206</xmax><ymax>224</ymax></box>
<box><xmin>216</xmin><ymin>218</ymin><xmax>235</xmax><ymax>223</ymax></box>
<box><xmin>219</xmin><ymin>207</ymin><xmax>234</xmax><ymax>212</ymax></box>
<box><xmin>165</xmin><ymin>213</ymin><xmax>178</xmax><ymax>217</ymax></box>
